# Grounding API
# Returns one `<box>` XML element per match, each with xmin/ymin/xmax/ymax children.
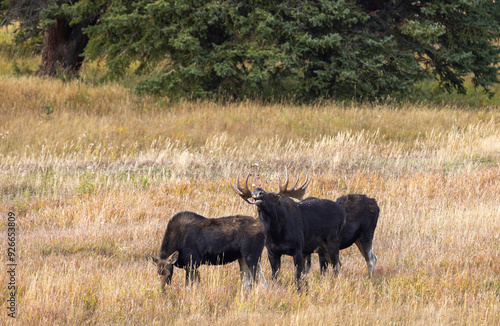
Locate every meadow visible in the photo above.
<box><xmin>1</xmin><ymin>26</ymin><xmax>499</xmax><ymax>324</ymax></box>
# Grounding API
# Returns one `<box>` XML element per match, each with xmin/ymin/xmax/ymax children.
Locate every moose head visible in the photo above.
<box><xmin>148</xmin><ymin>251</ymin><xmax>179</xmax><ymax>290</ymax></box>
<box><xmin>229</xmin><ymin>169</ymin><xmax>310</xmax><ymax>205</ymax></box>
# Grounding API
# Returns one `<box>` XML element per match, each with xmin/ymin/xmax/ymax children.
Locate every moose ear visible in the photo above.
<box><xmin>147</xmin><ymin>255</ymin><xmax>159</xmax><ymax>265</ymax></box>
<box><xmin>166</xmin><ymin>251</ymin><xmax>179</xmax><ymax>264</ymax></box>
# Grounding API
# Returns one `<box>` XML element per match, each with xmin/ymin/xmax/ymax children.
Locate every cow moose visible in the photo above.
<box><xmin>148</xmin><ymin>211</ymin><xmax>266</xmax><ymax>291</ymax></box>
<box><xmin>230</xmin><ymin>172</ymin><xmax>346</xmax><ymax>290</ymax></box>
<box><xmin>304</xmin><ymin>194</ymin><xmax>380</xmax><ymax>275</ymax></box>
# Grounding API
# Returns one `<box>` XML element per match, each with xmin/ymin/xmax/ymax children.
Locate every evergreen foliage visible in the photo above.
<box><xmin>2</xmin><ymin>0</ymin><xmax>499</xmax><ymax>100</ymax></box>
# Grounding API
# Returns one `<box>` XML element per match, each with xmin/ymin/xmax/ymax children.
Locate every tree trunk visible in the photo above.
<box><xmin>37</xmin><ymin>18</ymin><xmax>89</xmax><ymax>77</ymax></box>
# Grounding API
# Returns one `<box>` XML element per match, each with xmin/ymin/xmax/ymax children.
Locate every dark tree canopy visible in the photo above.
<box><xmin>2</xmin><ymin>0</ymin><xmax>499</xmax><ymax>100</ymax></box>
<box><xmin>1</xmin><ymin>0</ymin><xmax>102</xmax><ymax>76</ymax></box>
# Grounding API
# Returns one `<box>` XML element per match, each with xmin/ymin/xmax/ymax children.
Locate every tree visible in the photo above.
<box><xmin>84</xmin><ymin>1</ymin><xmax>293</xmax><ymax>98</ymax></box>
<box><xmin>2</xmin><ymin>0</ymin><xmax>499</xmax><ymax>99</ymax></box>
<box><xmin>84</xmin><ymin>0</ymin><xmax>499</xmax><ymax>99</ymax></box>
<box><xmin>1</xmin><ymin>0</ymin><xmax>102</xmax><ymax>76</ymax></box>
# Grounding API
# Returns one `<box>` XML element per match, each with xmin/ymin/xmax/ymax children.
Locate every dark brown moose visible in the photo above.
<box><xmin>305</xmin><ymin>194</ymin><xmax>380</xmax><ymax>275</ymax></box>
<box><xmin>231</xmin><ymin>172</ymin><xmax>346</xmax><ymax>291</ymax></box>
<box><xmin>149</xmin><ymin>211</ymin><xmax>266</xmax><ymax>291</ymax></box>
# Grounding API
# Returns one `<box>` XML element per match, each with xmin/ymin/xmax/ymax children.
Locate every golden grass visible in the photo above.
<box><xmin>0</xmin><ymin>25</ymin><xmax>40</xmax><ymax>75</ymax></box>
<box><xmin>0</xmin><ymin>74</ymin><xmax>499</xmax><ymax>325</ymax></box>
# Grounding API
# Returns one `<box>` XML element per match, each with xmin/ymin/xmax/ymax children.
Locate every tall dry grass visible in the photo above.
<box><xmin>0</xmin><ymin>74</ymin><xmax>499</xmax><ymax>325</ymax></box>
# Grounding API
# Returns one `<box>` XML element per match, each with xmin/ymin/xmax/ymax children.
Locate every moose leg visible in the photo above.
<box><xmin>193</xmin><ymin>269</ymin><xmax>201</xmax><ymax>283</ymax></box>
<box><xmin>245</xmin><ymin>255</ymin><xmax>266</xmax><ymax>286</ymax></box>
<box><xmin>325</xmin><ymin>239</ymin><xmax>341</xmax><ymax>277</ymax></box>
<box><xmin>184</xmin><ymin>268</ymin><xmax>191</xmax><ymax>286</ymax></box>
<box><xmin>185</xmin><ymin>267</ymin><xmax>201</xmax><ymax>286</ymax></box>
<box><xmin>304</xmin><ymin>254</ymin><xmax>312</xmax><ymax>274</ymax></box>
<box><xmin>238</xmin><ymin>258</ymin><xmax>253</xmax><ymax>291</ymax></box>
<box><xmin>255</xmin><ymin>262</ymin><xmax>267</xmax><ymax>288</ymax></box>
<box><xmin>292</xmin><ymin>249</ymin><xmax>305</xmax><ymax>291</ymax></box>
<box><xmin>268</xmin><ymin>250</ymin><xmax>282</xmax><ymax>280</ymax></box>
<box><xmin>355</xmin><ymin>238</ymin><xmax>377</xmax><ymax>275</ymax></box>
<box><xmin>316</xmin><ymin>248</ymin><xmax>329</xmax><ymax>275</ymax></box>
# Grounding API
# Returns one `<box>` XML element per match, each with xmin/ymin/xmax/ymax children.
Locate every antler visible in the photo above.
<box><xmin>277</xmin><ymin>169</ymin><xmax>310</xmax><ymax>200</ymax></box>
<box><xmin>229</xmin><ymin>173</ymin><xmax>255</xmax><ymax>204</ymax></box>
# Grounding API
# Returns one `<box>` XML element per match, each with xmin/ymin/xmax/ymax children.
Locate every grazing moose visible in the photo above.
<box><xmin>148</xmin><ymin>211</ymin><xmax>266</xmax><ymax>291</ymax></box>
<box><xmin>304</xmin><ymin>194</ymin><xmax>380</xmax><ymax>275</ymax></box>
<box><xmin>231</xmin><ymin>172</ymin><xmax>346</xmax><ymax>290</ymax></box>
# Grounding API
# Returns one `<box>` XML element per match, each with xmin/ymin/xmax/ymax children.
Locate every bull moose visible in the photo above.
<box><xmin>148</xmin><ymin>211</ymin><xmax>266</xmax><ymax>291</ymax></box>
<box><xmin>305</xmin><ymin>194</ymin><xmax>380</xmax><ymax>275</ymax></box>
<box><xmin>231</xmin><ymin>172</ymin><xmax>346</xmax><ymax>290</ymax></box>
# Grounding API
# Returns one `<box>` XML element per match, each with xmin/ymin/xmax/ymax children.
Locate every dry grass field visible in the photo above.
<box><xmin>0</xmin><ymin>72</ymin><xmax>499</xmax><ymax>325</ymax></box>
